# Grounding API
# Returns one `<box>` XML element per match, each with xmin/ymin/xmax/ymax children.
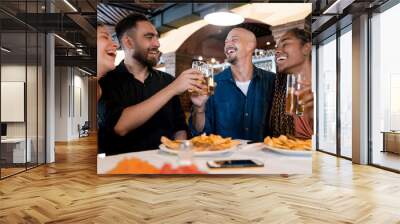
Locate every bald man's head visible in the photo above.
<box><xmin>224</xmin><ymin>28</ymin><xmax>257</xmax><ymax>64</ymax></box>
<box><xmin>232</xmin><ymin>28</ymin><xmax>257</xmax><ymax>49</ymax></box>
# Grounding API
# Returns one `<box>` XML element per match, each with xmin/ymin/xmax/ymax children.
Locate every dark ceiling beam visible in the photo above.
<box><xmin>311</xmin><ymin>0</ymin><xmax>343</xmax><ymax>35</ymax></box>
<box><xmin>78</xmin><ymin>66</ymin><xmax>96</xmax><ymax>75</ymax></box>
<box><xmin>55</xmin><ymin>55</ymin><xmax>96</xmax><ymax>68</ymax></box>
<box><xmin>0</xmin><ymin>7</ymin><xmax>37</xmax><ymax>31</ymax></box>
<box><xmin>312</xmin><ymin>15</ymin><xmax>335</xmax><ymax>33</ymax></box>
<box><xmin>11</xmin><ymin>13</ymin><xmax>81</xmax><ymax>32</ymax></box>
<box><xmin>107</xmin><ymin>3</ymin><xmax>149</xmax><ymax>14</ymax></box>
<box><xmin>97</xmin><ymin>4</ymin><xmax>122</xmax><ymax>24</ymax></box>
<box><xmin>86</xmin><ymin>0</ymin><xmax>97</xmax><ymax>11</ymax></box>
<box><xmin>52</xmin><ymin>0</ymin><xmax>77</xmax><ymax>13</ymax></box>
<box><xmin>150</xmin><ymin>3</ymin><xmax>177</xmax><ymax>17</ymax></box>
<box><xmin>55</xmin><ymin>47</ymin><xmax>96</xmax><ymax>57</ymax></box>
<box><xmin>49</xmin><ymin>0</ymin><xmax>96</xmax><ymax>46</ymax></box>
<box><xmin>97</xmin><ymin>13</ymin><xmax>116</xmax><ymax>24</ymax></box>
<box><xmin>80</xmin><ymin>12</ymin><xmax>97</xmax><ymax>16</ymax></box>
<box><xmin>323</xmin><ymin>0</ymin><xmax>356</xmax><ymax>14</ymax></box>
<box><xmin>107</xmin><ymin>5</ymin><xmax>128</xmax><ymax>20</ymax></box>
<box><xmin>66</xmin><ymin>13</ymin><xmax>96</xmax><ymax>46</ymax></box>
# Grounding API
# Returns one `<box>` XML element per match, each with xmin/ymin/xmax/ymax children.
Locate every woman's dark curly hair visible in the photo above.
<box><xmin>285</xmin><ymin>28</ymin><xmax>311</xmax><ymax>45</ymax></box>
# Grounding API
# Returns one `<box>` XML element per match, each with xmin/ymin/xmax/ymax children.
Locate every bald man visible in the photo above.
<box><xmin>189</xmin><ymin>28</ymin><xmax>276</xmax><ymax>141</ymax></box>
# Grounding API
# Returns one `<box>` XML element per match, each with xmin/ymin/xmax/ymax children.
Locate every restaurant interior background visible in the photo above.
<box><xmin>0</xmin><ymin>0</ymin><xmax>399</xmax><ymax>178</ymax></box>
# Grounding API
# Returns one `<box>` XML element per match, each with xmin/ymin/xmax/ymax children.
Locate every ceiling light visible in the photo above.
<box><xmin>1</xmin><ymin>47</ymin><xmax>11</xmax><ymax>53</ymax></box>
<box><xmin>204</xmin><ymin>11</ymin><xmax>244</xmax><ymax>26</ymax></box>
<box><xmin>54</xmin><ymin>34</ymin><xmax>75</xmax><ymax>48</ymax></box>
<box><xmin>211</xmin><ymin>58</ymin><xmax>216</xmax><ymax>64</ymax></box>
<box><xmin>63</xmin><ymin>0</ymin><xmax>78</xmax><ymax>12</ymax></box>
<box><xmin>198</xmin><ymin>56</ymin><xmax>203</xmax><ymax>61</ymax></box>
<box><xmin>266</xmin><ymin>42</ymin><xmax>271</xmax><ymax>46</ymax></box>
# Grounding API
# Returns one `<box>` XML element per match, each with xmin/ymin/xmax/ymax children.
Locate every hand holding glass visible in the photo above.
<box><xmin>190</xmin><ymin>60</ymin><xmax>215</xmax><ymax>96</ymax></box>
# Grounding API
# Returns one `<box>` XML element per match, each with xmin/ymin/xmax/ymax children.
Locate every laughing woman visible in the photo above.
<box><xmin>97</xmin><ymin>22</ymin><xmax>118</xmax><ymax>100</ymax></box>
<box><xmin>270</xmin><ymin>28</ymin><xmax>313</xmax><ymax>139</ymax></box>
<box><xmin>97</xmin><ymin>22</ymin><xmax>118</xmax><ymax>79</ymax></box>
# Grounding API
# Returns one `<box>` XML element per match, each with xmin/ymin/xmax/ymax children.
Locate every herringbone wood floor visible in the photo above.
<box><xmin>1</xmin><ymin>135</ymin><xmax>400</xmax><ymax>224</ymax></box>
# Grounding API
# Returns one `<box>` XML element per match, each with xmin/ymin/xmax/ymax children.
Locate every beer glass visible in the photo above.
<box><xmin>285</xmin><ymin>74</ymin><xmax>297</xmax><ymax>115</ymax></box>
<box><xmin>191</xmin><ymin>60</ymin><xmax>215</xmax><ymax>96</ymax></box>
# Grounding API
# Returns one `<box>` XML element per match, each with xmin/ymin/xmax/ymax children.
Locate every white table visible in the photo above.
<box><xmin>97</xmin><ymin>143</ymin><xmax>312</xmax><ymax>174</ymax></box>
<box><xmin>1</xmin><ymin>138</ymin><xmax>31</xmax><ymax>163</ymax></box>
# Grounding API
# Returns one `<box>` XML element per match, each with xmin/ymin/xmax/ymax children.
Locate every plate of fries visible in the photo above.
<box><xmin>160</xmin><ymin>134</ymin><xmax>241</xmax><ymax>156</ymax></box>
<box><xmin>263</xmin><ymin>135</ymin><xmax>312</xmax><ymax>156</ymax></box>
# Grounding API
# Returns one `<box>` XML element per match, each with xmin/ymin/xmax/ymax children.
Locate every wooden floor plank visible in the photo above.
<box><xmin>0</xmin><ymin>135</ymin><xmax>399</xmax><ymax>223</ymax></box>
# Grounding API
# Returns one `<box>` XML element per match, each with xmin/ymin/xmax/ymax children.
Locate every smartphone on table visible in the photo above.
<box><xmin>207</xmin><ymin>159</ymin><xmax>264</xmax><ymax>169</ymax></box>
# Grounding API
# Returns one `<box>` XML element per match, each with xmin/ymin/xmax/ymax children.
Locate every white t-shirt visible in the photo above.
<box><xmin>235</xmin><ymin>80</ymin><xmax>251</xmax><ymax>96</ymax></box>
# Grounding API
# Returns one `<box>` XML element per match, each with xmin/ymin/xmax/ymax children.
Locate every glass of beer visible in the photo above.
<box><xmin>191</xmin><ymin>60</ymin><xmax>215</xmax><ymax>96</ymax></box>
<box><xmin>285</xmin><ymin>74</ymin><xmax>297</xmax><ymax>115</ymax></box>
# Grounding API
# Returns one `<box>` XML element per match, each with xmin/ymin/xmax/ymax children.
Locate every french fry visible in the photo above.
<box><xmin>263</xmin><ymin>135</ymin><xmax>312</xmax><ymax>151</ymax></box>
<box><xmin>161</xmin><ymin>134</ymin><xmax>240</xmax><ymax>152</ymax></box>
<box><xmin>160</xmin><ymin>136</ymin><xmax>180</xmax><ymax>150</ymax></box>
<box><xmin>278</xmin><ymin>135</ymin><xmax>288</xmax><ymax>142</ymax></box>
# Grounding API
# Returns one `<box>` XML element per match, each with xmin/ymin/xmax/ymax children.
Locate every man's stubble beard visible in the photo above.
<box><xmin>227</xmin><ymin>56</ymin><xmax>237</xmax><ymax>65</ymax></box>
<box><xmin>132</xmin><ymin>47</ymin><xmax>158</xmax><ymax>68</ymax></box>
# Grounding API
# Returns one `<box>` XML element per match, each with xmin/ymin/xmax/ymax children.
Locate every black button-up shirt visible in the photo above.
<box><xmin>98</xmin><ymin>62</ymin><xmax>187</xmax><ymax>155</ymax></box>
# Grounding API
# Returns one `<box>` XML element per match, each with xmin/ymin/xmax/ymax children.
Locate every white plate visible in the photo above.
<box><xmin>159</xmin><ymin>144</ymin><xmax>237</xmax><ymax>156</ymax></box>
<box><xmin>263</xmin><ymin>145</ymin><xmax>312</xmax><ymax>156</ymax></box>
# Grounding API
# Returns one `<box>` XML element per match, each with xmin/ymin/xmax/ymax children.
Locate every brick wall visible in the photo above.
<box><xmin>163</xmin><ymin>52</ymin><xmax>176</xmax><ymax>77</ymax></box>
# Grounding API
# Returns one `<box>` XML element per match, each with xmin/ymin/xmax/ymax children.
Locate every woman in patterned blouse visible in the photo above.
<box><xmin>270</xmin><ymin>28</ymin><xmax>313</xmax><ymax>139</ymax></box>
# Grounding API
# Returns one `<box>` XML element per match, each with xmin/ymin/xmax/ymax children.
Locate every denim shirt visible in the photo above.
<box><xmin>189</xmin><ymin>66</ymin><xmax>276</xmax><ymax>142</ymax></box>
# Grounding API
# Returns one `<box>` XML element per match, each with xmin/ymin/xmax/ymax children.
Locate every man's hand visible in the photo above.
<box><xmin>190</xmin><ymin>94</ymin><xmax>209</xmax><ymax>109</ymax></box>
<box><xmin>169</xmin><ymin>69</ymin><xmax>204</xmax><ymax>95</ymax></box>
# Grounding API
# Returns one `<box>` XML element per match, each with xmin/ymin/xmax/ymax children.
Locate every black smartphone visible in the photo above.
<box><xmin>207</xmin><ymin>159</ymin><xmax>264</xmax><ymax>168</ymax></box>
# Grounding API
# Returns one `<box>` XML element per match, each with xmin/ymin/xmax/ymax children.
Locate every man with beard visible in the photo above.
<box><xmin>98</xmin><ymin>14</ymin><xmax>204</xmax><ymax>155</ymax></box>
<box><xmin>190</xmin><ymin>28</ymin><xmax>276</xmax><ymax>141</ymax></box>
